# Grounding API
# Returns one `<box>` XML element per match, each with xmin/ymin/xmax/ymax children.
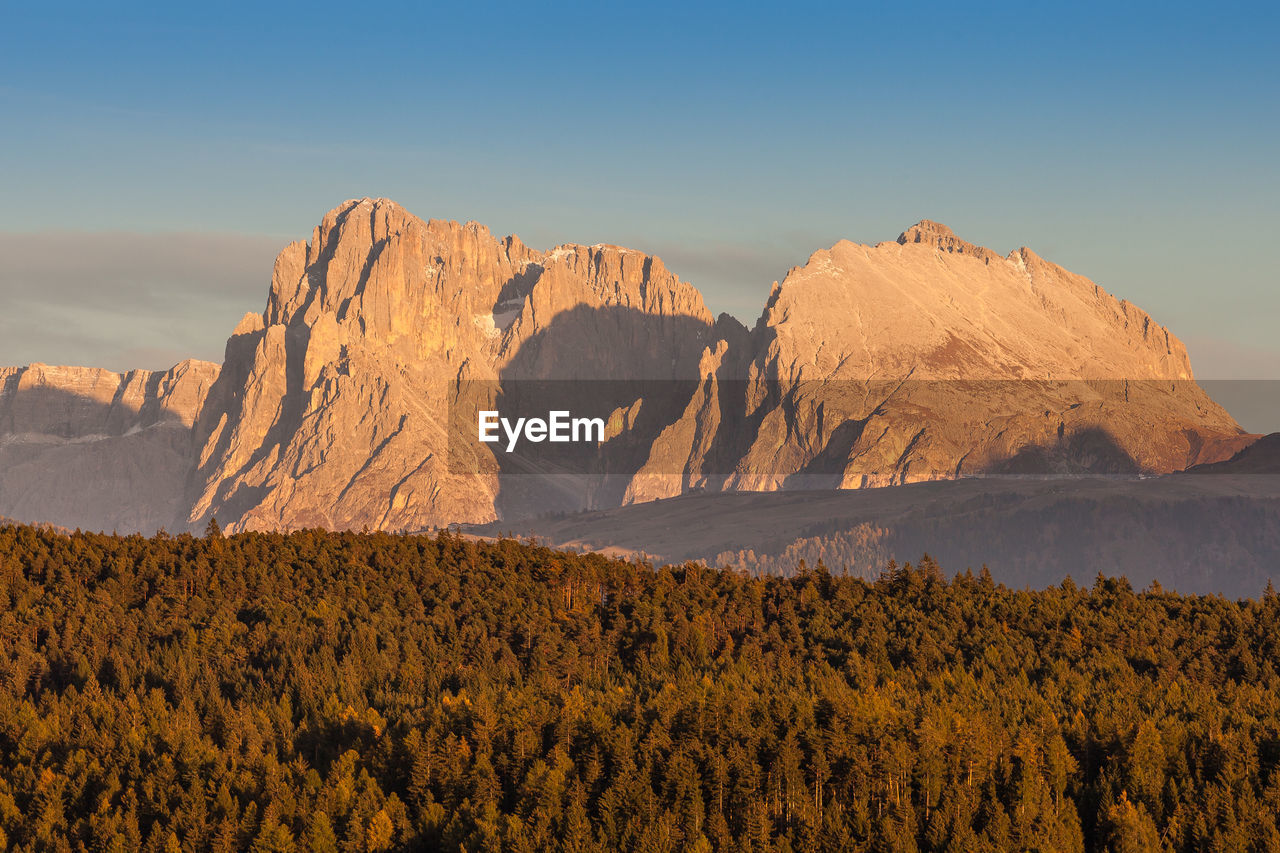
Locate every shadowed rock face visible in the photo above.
<box><xmin>0</xmin><ymin>361</ymin><xmax>218</xmax><ymax>532</ymax></box>
<box><xmin>185</xmin><ymin>199</ymin><xmax>716</xmax><ymax>532</ymax></box>
<box><xmin>0</xmin><ymin>200</ymin><xmax>1254</xmax><ymax>533</ymax></box>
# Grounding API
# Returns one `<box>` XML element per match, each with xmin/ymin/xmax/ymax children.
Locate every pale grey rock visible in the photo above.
<box><xmin>0</xmin><ymin>203</ymin><xmax>1254</xmax><ymax>534</ymax></box>
<box><xmin>0</xmin><ymin>360</ymin><xmax>218</xmax><ymax>532</ymax></box>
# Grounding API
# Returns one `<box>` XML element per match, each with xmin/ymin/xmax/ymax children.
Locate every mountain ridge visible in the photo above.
<box><xmin>0</xmin><ymin>198</ymin><xmax>1254</xmax><ymax>534</ymax></box>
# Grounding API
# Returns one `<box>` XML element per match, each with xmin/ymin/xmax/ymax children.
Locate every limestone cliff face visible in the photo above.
<box><xmin>0</xmin><ymin>202</ymin><xmax>1252</xmax><ymax>533</ymax></box>
<box><xmin>711</xmin><ymin>222</ymin><xmax>1245</xmax><ymax>491</ymax></box>
<box><xmin>762</xmin><ymin>220</ymin><xmax>1195</xmax><ymax>382</ymax></box>
<box><xmin>186</xmin><ymin>198</ymin><xmax>715</xmax><ymax>532</ymax></box>
<box><xmin>0</xmin><ymin>360</ymin><xmax>218</xmax><ymax>531</ymax></box>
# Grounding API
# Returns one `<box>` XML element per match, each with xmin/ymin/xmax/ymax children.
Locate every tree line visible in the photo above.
<box><xmin>0</xmin><ymin>521</ymin><xmax>1278</xmax><ymax>851</ymax></box>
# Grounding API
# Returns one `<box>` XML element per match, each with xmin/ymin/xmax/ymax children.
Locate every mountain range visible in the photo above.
<box><xmin>0</xmin><ymin>199</ymin><xmax>1261</xmax><ymax>542</ymax></box>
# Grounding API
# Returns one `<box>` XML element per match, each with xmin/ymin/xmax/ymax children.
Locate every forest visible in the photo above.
<box><xmin>0</xmin><ymin>521</ymin><xmax>1278</xmax><ymax>851</ymax></box>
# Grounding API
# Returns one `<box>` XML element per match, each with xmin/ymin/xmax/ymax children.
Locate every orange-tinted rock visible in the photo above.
<box><xmin>0</xmin><ymin>202</ymin><xmax>1253</xmax><ymax>533</ymax></box>
<box><xmin>185</xmin><ymin>199</ymin><xmax>716</xmax><ymax>532</ymax></box>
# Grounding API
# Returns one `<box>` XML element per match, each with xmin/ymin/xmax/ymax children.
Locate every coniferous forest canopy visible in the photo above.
<box><xmin>1</xmin><ymin>524</ymin><xmax>1279</xmax><ymax>852</ymax></box>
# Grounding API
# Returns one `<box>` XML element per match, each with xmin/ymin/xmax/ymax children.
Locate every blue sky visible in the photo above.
<box><xmin>2</xmin><ymin>1</ymin><xmax>1277</xmax><ymax>391</ymax></box>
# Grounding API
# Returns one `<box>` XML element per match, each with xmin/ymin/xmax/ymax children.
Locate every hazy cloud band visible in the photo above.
<box><xmin>0</xmin><ymin>231</ymin><xmax>282</xmax><ymax>371</ymax></box>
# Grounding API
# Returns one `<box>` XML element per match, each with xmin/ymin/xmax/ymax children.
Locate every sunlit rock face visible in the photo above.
<box><xmin>0</xmin><ymin>201</ymin><xmax>1252</xmax><ymax>533</ymax></box>
<box><xmin>186</xmin><ymin>199</ymin><xmax>717</xmax><ymax>532</ymax></box>
<box><xmin>700</xmin><ymin>220</ymin><xmax>1246</xmax><ymax>494</ymax></box>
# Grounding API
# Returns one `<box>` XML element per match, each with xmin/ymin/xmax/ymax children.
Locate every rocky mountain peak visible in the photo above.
<box><xmin>897</xmin><ymin>219</ymin><xmax>1001</xmax><ymax>263</ymax></box>
<box><xmin>898</xmin><ymin>219</ymin><xmax>956</xmax><ymax>241</ymax></box>
<box><xmin>0</xmin><ymin>200</ymin><xmax>1253</xmax><ymax>534</ymax></box>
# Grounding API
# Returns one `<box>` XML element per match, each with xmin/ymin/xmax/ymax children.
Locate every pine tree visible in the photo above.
<box><xmin>365</xmin><ymin>809</ymin><xmax>394</xmax><ymax>852</ymax></box>
<box><xmin>305</xmin><ymin>811</ymin><xmax>339</xmax><ymax>853</ymax></box>
<box><xmin>249</xmin><ymin>817</ymin><xmax>296</xmax><ymax>853</ymax></box>
<box><xmin>1104</xmin><ymin>792</ymin><xmax>1162</xmax><ymax>853</ymax></box>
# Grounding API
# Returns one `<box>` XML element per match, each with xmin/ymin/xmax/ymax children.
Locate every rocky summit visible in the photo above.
<box><xmin>0</xmin><ymin>199</ymin><xmax>1255</xmax><ymax>533</ymax></box>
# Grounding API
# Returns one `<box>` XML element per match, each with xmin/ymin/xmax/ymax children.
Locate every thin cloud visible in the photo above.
<box><xmin>0</xmin><ymin>230</ymin><xmax>282</xmax><ymax>371</ymax></box>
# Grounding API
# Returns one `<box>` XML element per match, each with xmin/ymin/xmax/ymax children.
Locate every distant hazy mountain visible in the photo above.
<box><xmin>0</xmin><ymin>199</ymin><xmax>1255</xmax><ymax>534</ymax></box>
<box><xmin>472</xmin><ymin>473</ymin><xmax>1280</xmax><ymax>598</ymax></box>
<box><xmin>0</xmin><ymin>361</ymin><xmax>216</xmax><ymax>532</ymax></box>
